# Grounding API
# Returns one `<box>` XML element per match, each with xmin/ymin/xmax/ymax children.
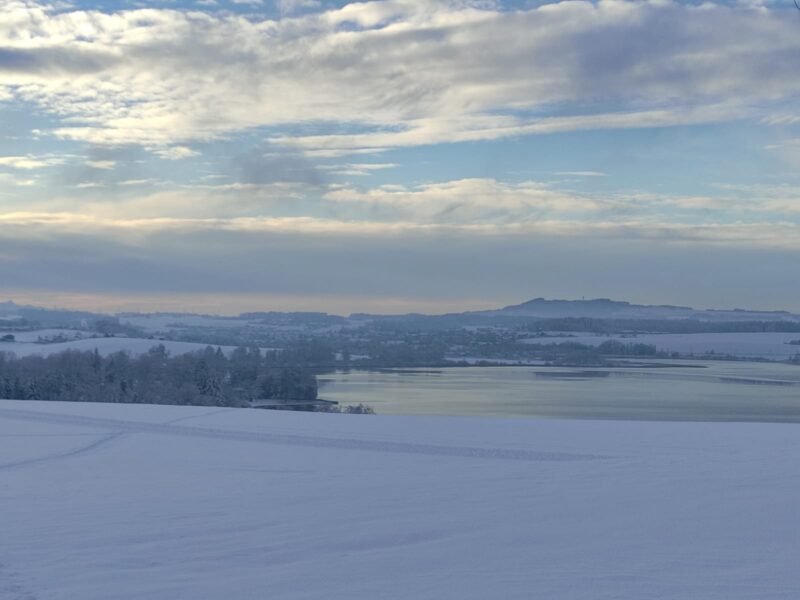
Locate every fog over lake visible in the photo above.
<box><xmin>320</xmin><ymin>361</ymin><xmax>800</xmax><ymax>422</ymax></box>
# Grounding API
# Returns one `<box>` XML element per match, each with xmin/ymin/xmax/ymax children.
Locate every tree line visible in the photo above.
<box><xmin>524</xmin><ymin>318</ymin><xmax>800</xmax><ymax>334</ymax></box>
<box><xmin>0</xmin><ymin>345</ymin><xmax>318</xmax><ymax>408</ymax></box>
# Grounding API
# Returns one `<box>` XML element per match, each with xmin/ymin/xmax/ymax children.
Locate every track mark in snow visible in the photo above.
<box><xmin>163</xmin><ymin>408</ymin><xmax>232</xmax><ymax>425</ymax></box>
<box><xmin>0</xmin><ymin>431</ymin><xmax>125</xmax><ymax>470</ymax></box>
<box><xmin>0</xmin><ymin>564</ymin><xmax>36</xmax><ymax>600</ymax></box>
<box><xmin>0</xmin><ymin>408</ymin><xmax>229</xmax><ymax>471</ymax></box>
<box><xmin>0</xmin><ymin>433</ymin><xmax>106</xmax><ymax>437</ymax></box>
<box><xmin>0</xmin><ymin>407</ymin><xmax>607</xmax><ymax>462</ymax></box>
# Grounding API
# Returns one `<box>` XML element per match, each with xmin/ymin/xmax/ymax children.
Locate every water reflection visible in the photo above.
<box><xmin>319</xmin><ymin>360</ymin><xmax>800</xmax><ymax>422</ymax></box>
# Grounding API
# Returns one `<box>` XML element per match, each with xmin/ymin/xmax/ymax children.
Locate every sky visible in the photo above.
<box><xmin>1</xmin><ymin>0</ymin><xmax>799</xmax><ymax>315</ymax></box>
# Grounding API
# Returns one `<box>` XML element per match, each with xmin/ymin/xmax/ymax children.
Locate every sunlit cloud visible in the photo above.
<box><xmin>0</xmin><ymin>155</ymin><xmax>64</xmax><ymax>169</ymax></box>
<box><xmin>152</xmin><ymin>146</ymin><xmax>199</xmax><ymax>160</ymax></box>
<box><xmin>0</xmin><ymin>1</ymin><xmax>797</xmax><ymax>150</ymax></box>
<box><xmin>1</xmin><ymin>208</ymin><xmax>798</xmax><ymax>250</ymax></box>
<box><xmin>0</xmin><ymin>0</ymin><xmax>798</xmax><ymax>310</ymax></box>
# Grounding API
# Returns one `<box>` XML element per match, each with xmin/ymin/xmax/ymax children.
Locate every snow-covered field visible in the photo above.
<box><xmin>0</xmin><ymin>329</ymin><xmax>86</xmax><ymax>343</ymax></box>
<box><xmin>120</xmin><ymin>315</ymin><xmax>248</xmax><ymax>333</ymax></box>
<box><xmin>527</xmin><ymin>332</ymin><xmax>800</xmax><ymax>359</ymax></box>
<box><xmin>2</xmin><ymin>400</ymin><xmax>799</xmax><ymax>599</ymax></box>
<box><xmin>0</xmin><ymin>337</ymin><xmax>239</xmax><ymax>358</ymax></box>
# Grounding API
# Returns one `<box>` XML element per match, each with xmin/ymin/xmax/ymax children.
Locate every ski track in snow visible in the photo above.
<box><xmin>0</xmin><ymin>406</ymin><xmax>608</xmax><ymax>463</ymax></box>
<box><xmin>0</xmin><ymin>431</ymin><xmax>125</xmax><ymax>470</ymax></box>
<box><xmin>0</xmin><ymin>408</ymin><xmax>278</xmax><ymax>470</ymax></box>
<box><xmin>0</xmin><ymin>564</ymin><xmax>36</xmax><ymax>600</ymax></box>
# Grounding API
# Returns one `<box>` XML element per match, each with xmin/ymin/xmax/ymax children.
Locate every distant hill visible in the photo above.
<box><xmin>474</xmin><ymin>298</ymin><xmax>800</xmax><ymax>322</ymax></box>
<box><xmin>0</xmin><ymin>300</ymin><xmax>22</xmax><ymax>316</ymax></box>
<box><xmin>3</xmin><ymin>297</ymin><xmax>799</xmax><ymax>326</ymax></box>
<box><xmin>0</xmin><ymin>300</ymin><xmax>120</xmax><ymax>329</ymax></box>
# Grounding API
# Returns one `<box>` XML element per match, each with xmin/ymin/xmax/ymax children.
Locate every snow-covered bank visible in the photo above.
<box><xmin>524</xmin><ymin>332</ymin><xmax>800</xmax><ymax>360</ymax></box>
<box><xmin>2</xmin><ymin>400</ymin><xmax>799</xmax><ymax>599</ymax></box>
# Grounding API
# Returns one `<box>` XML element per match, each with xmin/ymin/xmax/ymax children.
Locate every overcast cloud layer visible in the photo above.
<box><xmin>0</xmin><ymin>0</ymin><xmax>799</xmax><ymax>313</ymax></box>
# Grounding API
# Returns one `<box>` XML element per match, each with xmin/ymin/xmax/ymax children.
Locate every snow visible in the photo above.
<box><xmin>0</xmin><ymin>337</ymin><xmax>243</xmax><ymax>358</ymax></box>
<box><xmin>0</xmin><ymin>329</ymin><xmax>86</xmax><ymax>343</ymax></box>
<box><xmin>119</xmin><ymin>315</ymin><xmax>247</xmax><ymax>333</ymax></box>
<box><xmin>2</xmin><ymin>400</ymin><xmax>800</xmax><ymax>599</ymax></box>
<box><xmin>444</xmin><ymin>356</ymin><xmax>547</xmax><ymax>365</ymax></box>
<box><xmin>525</xmin><ymin>332</ymin><xmax>800</xmax><ymax>359</ymax></box>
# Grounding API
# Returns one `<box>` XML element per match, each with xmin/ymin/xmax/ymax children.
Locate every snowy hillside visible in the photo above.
<box><xmin>0</xmin><ymin>337</ymin><xmax>242</xmax><ymax>358</ymax></box>
<box><xmin>2</xmin><ymin>400</ymin><xmax>799</xmax><ymax>599</ymax></box>
<box><xmin>485</xmin><ymin>297</ymin><xmax>800</xmax><ymax>321</ymax></box>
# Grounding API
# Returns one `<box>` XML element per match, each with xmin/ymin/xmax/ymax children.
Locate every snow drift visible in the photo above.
<box><xmin>1</xmin><ymin>400</ymin><xmax>798</xmax><ymax>599</ymax></box>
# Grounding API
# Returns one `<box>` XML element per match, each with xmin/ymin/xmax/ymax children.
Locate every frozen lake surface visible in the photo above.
<box><xmin>1</xmin><ymin>400</ymin><xmax>799</xmax><ymax>599</ymax></box>
<box><xmin>320</xmin><ymin>361</ymin><xmax>800</xmax><ymax>422</ymax></box>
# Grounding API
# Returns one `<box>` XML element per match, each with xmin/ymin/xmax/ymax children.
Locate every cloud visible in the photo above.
<box><xmin>554</xmin><ymin>171</ymin><xmax>607</xmax><ymax>177</ymax></box>
<box><xmin>765</xmin><ymin>138</ymin><xmax>800</xmax><ymax>167</ymax></box>
<box><xmin>152</xmin><ymin>146</ymin><xmax>199</xmax><ymax>160</ymax></box>
<box><xmin>325</xmin><ymin>178</ymin><xmax>599</xmax><ymax>223</ymax></box>
<box><xmin>1</xmin><ymin>1</ymin><xmax>797</xmax><ymax>313</ymax></box>
<box><xmin>0</xmin><ymin>1</ymin><xmax>796</xmax><ymax>152</ymax></box>
<box><xmin>12</xmin><ymin>171</ymin><xmax>798</xmax><ymax>229</ymax></box>
<box><xmin>0</xmin><ymin>155</ymin><xmax>64</xmax><ymax>169</ymax></box>
<box><xmin>712</xmin><ymin>183</ymin><xmax>800</xmax><ymax>214</ymax></box>
<box><xmin>56</xmin><ymin>145</ymin><xmax>151</xmax><ymax>188</ymax></box>
<box><xmin>322</xmin><ymin>162</ymin><xmax>398</xmax><ymax>176</ymax></box>
<box><xmin>232</xmin><ymin>145</ymin><xmax>326</xmax><ymax>185</ymax></box>
<box><xmin>1</xmin><ymin>204</ymin><xmax>798</xmax><ymax>250</ymax></box>
<box><xmin>86</xmin><ymin>160</ymin><xmax>116</xmax><ymax>169</ymax></box>
<box><xmin>0</xmin><ymin>46</ymin><xmax>118</xmax><ymax>76</ymax></box>
<box><xmin>271</xmin><ymin>104</ymin><xmax>749</xmax><ymax>155</ymax></box>
<box><xmin>322</xmin><ymin>177</ymin><xmax>800</xmax><ymax>225</ymax></box>
<box><xmin>276</xmin><ymin>0</ymin><xmax>321</xmax><ymax>15</ymax></box>
<box><xmin>119</xmin><ymin>178</ymin><xmax>162</xmax><ymax>186</ymax></box>
<box><xmin>1</xmin><ymin>210</ymin><xmax>799</xmax><ymax>314</ymax></box>
<box><xmin>0</xmin><ymin>172</ymin><xmax>37</xmax><ymax>186</ymax></box>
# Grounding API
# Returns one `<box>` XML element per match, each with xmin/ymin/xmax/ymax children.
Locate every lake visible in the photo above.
<box><xmin>319</xmin><ymin>360</ymin><xmax>800</xmax><ymax>422</ymax></box>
